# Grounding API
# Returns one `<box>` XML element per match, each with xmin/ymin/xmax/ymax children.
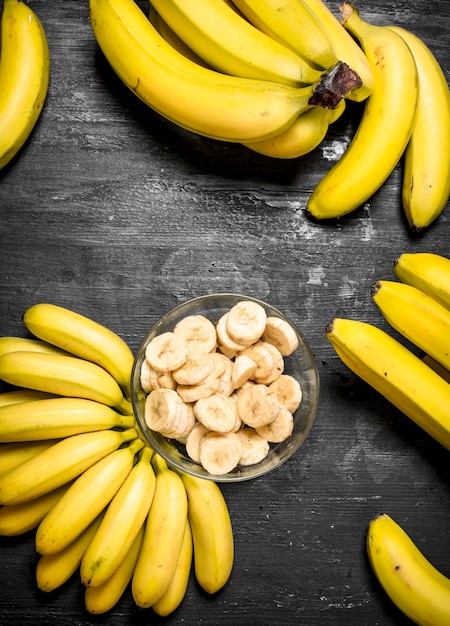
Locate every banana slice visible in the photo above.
<box><xmin>199</xmin><ymin>431</ymin><xmax>243</xmax><ymax>475</ymax></box>
<box><xmin>216</xmin><ymin>312</ymin><xmax>248</xmax><ymax>358</ymax></box>
<box><xmin>215</xmin><ymin>355</ymin><xmax>234</xmax><ymax>397</ymax></box>
<box><xmin>254</xmin><ymin>342</ymin><xmax>284</xmax><ymax>384</ymax></box>
<box><xmin>172</xmin><ymin>354</ymin><xmax>215</xmax><ymax>386</ymax></box>
<box><xmin>173</xmin><ymin>314</ymin><xmax>217</xmax><ymax>356</ymax></box>
<box><xmin>145</xmin><ymin>331</ymin><xmax>189</xmax><ymax>372</ymax></box>
<box><xmin>236</xmin><ymin>383</ymin><xmax>280</xmax><ymax>428</ymax></box>
<box><xmin>256</xmin><ymin>405</ymin><xmax>294</xmax><ymax>443</ymax></box>
<box><xmin>176</xmin><ymin>376</ymin><xmax>220</xmax><ymax>403</ymax></box>
<box><xmin>238</xmin><ymin>341</ymin><xmax>275</xmax><ymax>382</ymax></box>
<box><xmin>175</xmin><ymin>401</ymin><xmax>197</xmax><ymax>440</ymax></box>
<box><xmin>262</xmin><ymin>316</ymin><xmax>299</xmax><ymax>356</ymax></box>
<box><xmin>269</xmin><ymin>374</ymin><xmax>302</xmax><ymax>413</ymax></box>
<box><xmin>145</xmin><ymin>388</ymin><xmax>185</xmax><ymax>435</ymax></box>
<box><xmin>185</xmin><ymin>422</ymin><xmax>210</xmax><ymax>463</ymax></box>
<box><xmin>140</xmin><ymin>359</ymin><xmax>177</xmax><ymax>392</ymax></box>
<box><xmin>236</xmin><ymin>428</ymin><xmax>270</xmax><ymax>466</ymax></box>
<box><xmin>226</xmin><ymin>300</ymin><xmax>267</xmax><ymax>346</ymax></box>
<box><xmin>232</xmin><ymin>354</ymin><xmax>257</xmax><ymax>389</ymax></box>
<box><xmin>194</xmin><ymin>394</ymin><xmax>238</xmax><ymax>433</ymax></box>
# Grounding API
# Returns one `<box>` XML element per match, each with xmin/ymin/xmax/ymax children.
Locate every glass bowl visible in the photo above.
<box><xmin>131</xmin><ymin>293</ymin><xmax>319</xmax><ymax>482</ymax></box>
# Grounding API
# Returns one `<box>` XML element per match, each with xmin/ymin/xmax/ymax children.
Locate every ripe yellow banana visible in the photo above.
<box><xmin>243</xmin><ymin>98</ymin><xmax>346</xmax><ymax>158</ymax></box>
<box><xmin>37</xmin><ymin>513</ymin><xmax>104</xmax><ymax>592</ymax></box>
<box><xmin>0</xmin><ymin>336</ymin><xmax>69</xmax><ymax>359</ymax></box>
<box><xmin>393</xmin><ymin>252</ymin><xmax>450</xmax><ymax>311</ymax></box>
<box><xmin>178</xmin><ymin>472</ymin><xmax>234</xmax><ymax>594</ymax></box>
<box><xmin>0</xmin><ymin>0</ymin><xmax>50</xmax><ymax>169</ymax></box>
<box><xmin>0</xmin><ymin>427</ymin><xmax>137</xmax><ymax>505</ymax></box>
<box><xmin>0</xmin><ymin>389</ymin><xmax>57</xmax><ymax>408</ymax></box>
<box><xmin>0</xmin><ymin>397</ymin><xmax>135</xmax><ymax>442</ymax></box>
<box><xmin>152</xmin><ymin>519</ymin><xmax>193</xmax><ymax>617</ymax></box>
<box><xmin>23</xmin><ymin>303</ymin><xmax>135</xmax><ymax>401</ymax></box>
<box><xmin>85</xmin><ymin>525</ymin><xmax>144</xmax><ymax>614</ymax></box>
<box><xmin>80</xmin><ymin>445</ymin><xmax>155</xmax><ymax>587</ymax></box>
<box><xmin>0</xmin><ymin>350</ymin><xmax>131</xmax><ymax>414</ymax></box>
<box><xmin>306</xmin><ymin>3</ymin><xmax>418</xmax><ymax>219</ymax></box>
<box><xmin>0</xmin><ymin>483</ymin><xmax>70</xmax><ymax>536</ymax></box>
<box><xmin>302</xmin><ymin>0</ymin><xmax>373</xmax><ymax>101</ymax></box>
<box><xmin>387</xmin><ymin>27</ymin><xmax>450</xmax><ymax>231</ymax></box>
<box><xmin>367</xmin><ymin>513</ymin><xmax>450</xmax><ymax>626</ymax></box>
<box><xmin>35</xmin><ymin>437</ymin><xmax>143</xmax><ymax>555</ymax></box>
<box><xmin>0</xmin><ymin>440</ymin><xmax>56</xmax><ymax>476</ymax></box>
<box><xmin>326</xmin><ymin>318</ymin><xmax>450</xmax><ymax>450</ymax></box>
<box><xmin>371</xmin><ymin>280</ymin><xmax>450</xmax><ymax>371</ymax></box>
<box><xmin>132</xmin><ymin>454</ymin><xmax>188</xmax><ymax>608</ymax></box>
<box><xmin>231</xmin><ymin>0</ymin><xmax>337</xmax><ymax>71</ymax></box>
<box><xmin>149</xmin><ymin>0</ymin><xmax>323</xmax><ymax>86</ymax></box>
<box><xmin>89</xmin><ymin>0</ymin><xmax>350</xmax><ymax>144</ymax></box>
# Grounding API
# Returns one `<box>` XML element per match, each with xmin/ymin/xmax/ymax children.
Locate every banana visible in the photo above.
<box><xmin>262</xmin><ymin>316</ymin><xmax>299</xmax><ymax>356</ymax></box>
<box><xmin>326</xmin><ymin>318</ymin><xmax>450</xmax><ymax>450</ymax></box>
<box><xmin>0</xmin><ymin>389</ymin><xmax>58</xmax><ymax>408</ymax></box>
<box><xmin>145</xmin><ymin>332</ymin><xmax>190</xmax><ymax>372</ymax></box>
<box><xmin>84</xmin><ymin>525</ymin><xmax>144</xmax><ymax>614</ymax></box>
<box><xmin>255</xmin><ymin>403</ymin><xmax>294</xmax><ymax>442</ymax></box>
<box><xmin>132</xmin><ymin>454</ymin><xmax>188</xmax><ymax>608</ymax></box>
<box><xmin>173</xmin><ymin>314</ymin><xmax>218</xmax><ymax>356</ymax></box>
<box><xmin>0</xmin><ymin>336</ymin><xmax>69</xmax><ymax>359</ymax></box>
<box><xmin>225</xmin><ymin>300</ymin><xmax>267</xmax><ymax>346</ymax></box>
<box><xmin>231</xmin><ymin>0</ymin><xmax>338</xmax><ymax>70</ymax></box>
<box><xmin>35</xmin><ymin>437</ymin><xmax>143</xmax><ymax>555</ymax></box>
<box><xmin>178</xmin><ymin>471</ymin><xmax>234</xmax><ymax>594</ymax></box>
<box><xmin>199</xmin><ymin>431</ymin><xmax>243</xmax><ymax>474</ymax></box>
<box><xmin>0</xmin><ymin>483</ymin><xmax>70</xmax><ymax>536</ymax></box>
<box><xmin>268</xmin><ymin>374</ymin><xmax>303</xmax><ymax>413</ymax></box>
<box><xmin>0</xmin><ymin>0</ymin><xmax>50</xmax><ymax>169</ymax></box>
<box><xmin>302</xmin><ymin>0</ymin><xmax>373</xmax><ymax>101</ymax></box>
<box><xmin>22</xmin><ymin>303</ymin><xmax>135</xmax><ymax>401</ymax></box>
<box><xmin>0</xmin><ymin>351</ymin><xmax>131</xmax><ymax>414</ymax></box>
<box><xmin>89</xmin><ymin>0</ymin><xmax>354</xmax><ymax>144</ymax></box>
<box><xmin>387</xmin><ymin>27</ymin><xmax>450</xmax><ymax>231</ymax></box>
<box><xmin>235</xmin><ymin>427</ymin><xmax>270</xmax><ymax>465</ymax></box>
<box><xmin>80</xmin><ymin>446</ymin><xmax>155</xmax><ymax>587</ymax></box>
<box><xmin>0</xmin><ymin>440</ymin><xmax>56</xmax><ymax>477</ymax></box>
<box><xmin>152</xmin><ymin>519</ymin><xmax>193</xmax><ymax>617</ymax></box>
<box><xmin>194</xmin><ymin>394</ymin><xmax>239</xmax><ymax>433</ymax></box>
<box><xmin>371</xmin><ymin>280</ymin><xmax>450</xmax><ymax>371</ymax></box>
<box><xmin>393</xmin><ymin>252</ymin><xmax>450</xmax><ymax>311</ymax></box>
<box><xmin>0</xmin><ymin>397</ymin><xmax>135</xmax><ymax>442</ymax></box>
<box><xmin>37</xmin><ymin>513</ymin><xmax>104</xmax><ymax>592</ymax></box>
<box><xmin>0</xmin><ymin>427</ymin><xmax>137</xmax><ymax>505</ymax></box>
<box><xmin>367</xmin><ymin>513</ymin><xmax>450</xmax><ymax>626</ymax></box>
<box><xmin>242</xmin><ymin>99</ymin><xmax>346</xmax><ymax>158</ymax></box>
<box><xmin>306</xmin><ymin>3</ymin><xmax>418</xmax><ymax>219</ymax></box>
<box><xmin>231</xmin><ymin>354</ymin><xmax>257</xmax><ymax>388</ymax></box>
<box><xmin>149</xmin><ymin>0</ymin><xmax>323</xmax><ymax>86</ymax></box>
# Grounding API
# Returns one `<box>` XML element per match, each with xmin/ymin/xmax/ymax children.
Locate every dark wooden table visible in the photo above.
<box><xmin>0</xmin><ymin>1</ymin><xmax>449</xmax><ymax>624</ymax></box>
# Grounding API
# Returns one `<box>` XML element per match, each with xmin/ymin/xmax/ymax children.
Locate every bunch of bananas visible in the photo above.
<box><xmin>326</xmin><ymin>251</ymin><xmax>450</xmax><ymax>624</ymax></box>
<box><xmin>0</xmin><ymin>0</ymin><xmax>50</xmax><ymax>170</ymax></box>
<box><xmin>0</xmin><ymin>303</ymin><xmax>234</xmax><ymax>615</ymax></box>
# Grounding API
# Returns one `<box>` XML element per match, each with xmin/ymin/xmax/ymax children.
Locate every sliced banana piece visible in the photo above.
<box><xmin>216</xmin><ymin>312</ymin><xmax>248</xmax><ymax>357</ymax></box>
<box><xmin>185</xmin><ymin>422</ymin><xmax>210</xmax><ymax>463</ymax></box>
<box><xmin>226</xmin><ymin>300</ymin><xmax>267</xmax><ymax>346</ymax></box>
<box><xmin>172</xmin><ymin>354</ymin><xmax>215</xmax><ymax>386</ymax></box>
<box><xmin>255</xmin><ymin>342</ymin><xmax>284</xmax><ymax>384</ymax></box>
<box><xmin>232</xmin><ymin>354</ymin><xmax>257</xmax><ymax>389</ymax></box>
<box><xmin>236</xmin><ymin>383</ymin><xmax>280</xmax><ymax>428</ymax></box>
<box><xmin>256</xmin><ymin>405</ymin><xmax>294</xmax><ymax>443</ymax></box>
<box><xmin>141</xmin><ymin>359</ymin><xmax>177</xmax><ymax>392</ymax></box>
<box><xmin>194</xmin><ymin>393</ymin><xmax>238</xmax><ymax>433</ymax></box>
<box><xmin>238</xmin><ymin>341</ymin><xmax>275</xmax><ymax>382</ymax></box>
<box><xmin>236</xmin><ymin>428</ymin><xmax>270</xmax><ymax>466</ymax></box>
<box><xmin>145</xmin><ymin>388</ymin><xmax>184</xmax><ymax>435</ymax></box>
<box><xmin>199</xmin><ymin>431</ymin><xmax>243</xmax><ymax>475</ymax></box>
<box><xmin>262</xmin><ymin>316</ymin><xmax>299</xmax><ymax>356</ymax></box>
<box><xmin>145</xmin><ymin>331</ymin><xmax>189</xmax><ymax>372</ymax></box>
<box><xmin>173</xmin><ymin>314</ymin><xmax>217</xmax><ymax>356</ymax></box>
<box><xmin>215</xmin><ymin>354</ymin><xmax>234</xmax><ymax>396</ymax></box>
<box><xmin>269</xmin><ymin>374</ymin><xmax>302</xmax><ymax>413</ymax></box>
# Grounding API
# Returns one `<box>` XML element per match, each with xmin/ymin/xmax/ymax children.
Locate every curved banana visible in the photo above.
<box><xmin>0</xmin><ymin>0</ymin><xmax>50</xmax><ymax>169</ymax></box>
<box><xmin>367</xmin><ymin>513</ymin><xmax>450</xmax><ymax>626</ymax></box>
<box><xmin>149</xmin><ymin>0</ymin><xmax>323</xmax><ymax>86</ymax></box>
<box><xmin>243</xmin><ymin>98</ymin><xmax>346</xmax><ymax>158</ymax></box>
<box><xmin>23</xmin><ymin>303</ymin><xmax>135</xmax><ymax>401</ymax></box>
<box><xmin>89</xmin><ymin>0</ymin><xmax>349</xmax><ymax>144</ymax></box>
<box><xmin>37</xmin><ymin>513</ymin><xmax>104</xmax><ymax>592</ymax></box>
<box><xmin>393</xmin><ymin>252</ymin><xmax>450</xmax><ymax>312</ymax></box>
<box><xmin>0</xmin><ymin>336</ymin><xmax>69</xmax><ymax>359</ymax></box>
<box><xmin>35</xmin><ymin>437</ymin><xmax>143</xmax><ymax>555</ymax></box>
<box><xmin>152</xmin><ymin>519</ymin><xmax>193</xmax><ymax>617</ymax></box>
<box><xmin>371</xmin><ymin>280</ymin><xmax>450</xmax><ymax>371</ymax></box>
<box><xmin>0</xmin><ymin>440</ymin><xmax>56</xmax><ymax>477</ymax></box>
<box><xmin>0</xmin><ymin>397</ymin><xmax>135</xmax><ymax>442</ymax></box>
<box><xmin>80</xmin><ymin>446</ymin><xmax>155</xmax><ymax>587</ymax></box>
<box><xmin>325</xmin><ymin>318</ymin><xmax>450</xmax><ymax>450</ymax></box>
<box><xmin>387</xmin><ymin>27</ymin><xmax>450</xmax><ymax>231</ymax></box>
<box><xmin>132</xmin><ymin>454</ymin><xmax>188</xmax><ymax>608</ymax></box>
<box><xmin>0</xmin><ymin>351</ymin><xmax>131</xmax><ymax>414</ymax></box>
<box><xmin>231</xmin><ymin>0</ymin><xmax>337</xmax><ymax>70</ymax></box>
<box><xmin>0</xmin><ymin>389</ymin><xmax>58</xmax><ymax>408</ymax></box>
<box><xmin>0</xmin><ymin>427</ymin><xmax>137</xmax><ymax>505</ymax></box>
<box><xmin>302</xmin><ymin>0</ymin><xmax>373</xmax><ymax>101</ymax></box>
<box><xmin>178</xmin><ymin>472</ymin><xmax>234</xmax><ymax>594</ymax></box>
<box><xmin>0</xmin><ymin>483</ymin><xmax>70</xmax><ymax>536</ymax></box>
<box><xmin>85</xmin><ymin>525</ymin><xmax>144</xmax><ymax>614</ymax></box>
<box><xmin>306</xmin><ymin>3</ymin><xmax>418</xmax><ymax>219</ymax></box>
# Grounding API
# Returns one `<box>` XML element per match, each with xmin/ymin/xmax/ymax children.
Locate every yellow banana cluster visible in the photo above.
<box><xmin>0</xmin><ymin>0</ymin><xmax>50</xmax><ymax>170</ymax></box>
<box><xmin>0</xmin><ymin>303</ymin><xmax>235</xmax><ymax>615</ymax></box>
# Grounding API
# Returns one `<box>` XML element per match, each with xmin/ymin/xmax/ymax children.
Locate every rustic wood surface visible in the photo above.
<box><xmin>0</xmin><ymin>1</ymin><xmax>449</xmax><ymax>624</ymax></box>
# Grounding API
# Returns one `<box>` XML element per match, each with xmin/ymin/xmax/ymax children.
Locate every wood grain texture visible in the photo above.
<box><xmin>0</xmin><ymin>1</ymin><xmax>449</xmax><ymax>624</ymax></box>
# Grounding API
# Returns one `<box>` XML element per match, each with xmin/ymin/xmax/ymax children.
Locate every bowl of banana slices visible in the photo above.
<box><xmin>131</xmin><ymin>294</ymin><xmax>319</xmax><ymax>481</ymax></box>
